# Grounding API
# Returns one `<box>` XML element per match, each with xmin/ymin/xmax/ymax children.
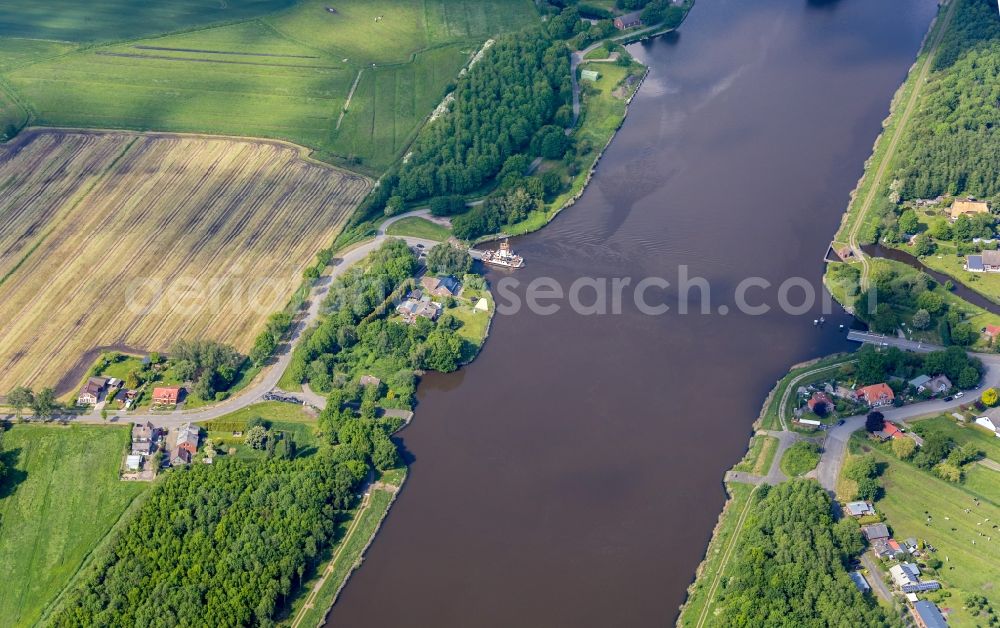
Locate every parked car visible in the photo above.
<box><xmin>955</xmin><ymin>392</ymin><xmax>965</xmax><ymax>399</ymax></box>
<box><xmin>944</xmin><ymin>396</ymin><xmax>954</xmax><ymax>402</ymax></box>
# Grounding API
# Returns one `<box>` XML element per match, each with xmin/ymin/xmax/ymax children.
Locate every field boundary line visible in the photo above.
<box><xmin>336</xmin><ymin>70</ymin><xmax>364</xmax><ymax>131</ymax></box>
<box><xmin>14</xmin><ymin>126</ymin><xmax>374</xmax><ymax>182</ymax></box>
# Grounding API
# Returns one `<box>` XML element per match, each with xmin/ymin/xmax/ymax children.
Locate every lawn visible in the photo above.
<box><xmin>779</xmin><ymin>441</ymin><xmax>821</xmax><ymax>477</ymax></box>
<box><xmin>386</xmin><ymin>217</ymin><xmax>451</xmax><ymax>241</ymax></box>
<box><xmin>909</xmin><ymin>415</ymin><xmax>1000</xmax><ymax>463</ymax></box>
<box><xmin>2</xmin><ymin>0</ymin><xmax>538</xmax><ymax>172</ymax></box>
<box><xmin>0</xmin><ymin>424</ymin><xmax>146</xmax><ymax>627</ymax></box>
<box><xmin>200</xmin><ymin>401</ymin><xmax>319</xmax><ymax>458</ymax></box>
<box><xmin>871</xmin><ymin>447</ymin><xmax>1000</xmax><ymax>626</ymax></box>
<box><xmin>0</xmin><ymin>130</ymin><xmax>367</xmax><ymax>392</ymax></box>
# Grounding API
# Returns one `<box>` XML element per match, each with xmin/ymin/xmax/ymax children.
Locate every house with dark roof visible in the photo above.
<box><xmin>925</xmin><ymin>374</ymin><xmax>953</xmax><ymax>395</ymax></box>
<box><xmin>171</xmin><ymin>447</ymin><xmax>192</xmax><ymax>466</ymax></box>
<box><xmin>420</xmin><ymin>275</ymin><xmax>462</xmax><ymax>297</ymax></box>
<box><xmin>862</xmin><ymin>523</ymin><xmax>890</xmax><ymax>541</ymax></box>
<box><xmin>77</xmin><ymin>377</ymin><xmax>109</xmax><ymax>405</ymax></box>
<box><xmin>845</xmin><ymin>501</ymin><xmax>876</xmax><ymax>517</ymax></box>
<box><xmin>967</xmin><ymin>254</ymin><xmax>985</xmax><ymax>272</ymax></box>
<box><xmin>614</xmin><ymin>10</ymin><xmax>643</xmax><ymax>29</ymax></box>
<box><xmin>912</xmin><ymin>600</ymin><xmax>948</xmax><ymax>628</ymax></box>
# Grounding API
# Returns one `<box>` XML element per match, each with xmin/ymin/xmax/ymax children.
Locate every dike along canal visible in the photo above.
<box><xmin>328</xmin><ymin>0</ymin><xmax>938</xmax><ymax>625</ymax></box>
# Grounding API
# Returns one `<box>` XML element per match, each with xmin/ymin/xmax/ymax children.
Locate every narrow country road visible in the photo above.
<box><xmin>64</xmin><ymin>209</ymin><xmax>460</xmax><ymax>430</ymax></box>
<box><xmin>860</xmin><ymin>552</ymin><xmax>893</xmax><ymax>603</ymax></box>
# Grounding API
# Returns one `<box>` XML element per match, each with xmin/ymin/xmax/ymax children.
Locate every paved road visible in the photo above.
<box><xmin>66</xmin><ymin>210</ymin><xmax>446</xmax><ymax>430</ymax></box>
<box><xmin>846</xmin><ymin>330</ymin><xmax>941</xmax><ymax>353</ymax></box>
<box><xmin>816</xmin><ymin>352</ymin><xmax>1000</xmax><ymax>491</ymax></box>
<box><xmin>860</xmin><ymin>552</ymin><xmax>893</xmax><ymax>603</ymax></box>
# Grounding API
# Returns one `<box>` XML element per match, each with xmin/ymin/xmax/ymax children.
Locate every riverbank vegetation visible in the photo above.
<box><xmin>0</xmin><ymin>425</ymin><xmax>146</xmax><ymax>627</ymax></box>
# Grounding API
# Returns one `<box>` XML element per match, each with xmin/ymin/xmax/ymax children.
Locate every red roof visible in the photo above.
<box><xmin>883</xmin><ymin>422</ymin><xmax>903</xmax><ymax>439</ymax></box>
<box><xmin>856</xmin><ymin>383</ymin><xmax>894</xmax><ymax>403</ymax></box>
<box><xmin>987</xmin><ymin>325</ymin><xmax>1000</xmax><ymax>337</ymax></box>
<box><xmin>152</xmin><ymin>386</ymin><xmax>181</xmax><ymax>403</ymax></box>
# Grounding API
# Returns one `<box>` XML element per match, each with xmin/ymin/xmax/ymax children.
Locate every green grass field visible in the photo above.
<box><xmin>0</xmin><ymin>0</ymin><xmax>538</xmax><ymax>171</ymax></box>
<box><xmin>200</xmin><ymin>401</ymin><xmax>319</xmax><ymax>458</ymax></box>
<box><xmin>385</xmin><ymin>216</ymin><xmax>451</xmax><ymax>241</ymax></box>
<box><xmin>910</xmin><ymin>415</ymin><xmax>1000</xmax><ymax>463</ymax></box>
<box><xmin>871</xmin><ymin>447</ymin><xmax>1000</xmax><ymax>627</ymax></box>
<box><xmin>779</xmin><ymin>441</ymin><xmax>821</xmax><ymax>477</ymax></box>
<box><xmin>0</xmin><ymin>425</ymin><xmax>146</xmax><ymax>627</ymax></box>
<box><xmin>733</xmin><ymin>434</ymin><xmax>778</xmax><ymax>475</ymax></box>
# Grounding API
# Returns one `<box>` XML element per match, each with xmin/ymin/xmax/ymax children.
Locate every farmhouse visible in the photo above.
<box><xmin>152</xmin><ymin>386</ymin><xmax>181</xmax><ymax>406</ymax></box>
<box><xmin>845</xmin><ymin>501</ymin><xmax>876</xmax><ymax>517</ymax></box>
<box><xmin>77</xmin><ymin>377</ymin><xmax>108</xmax><ymax>405</ymax></box>
<box><xmin>889</xmin><ymin>562</ymin><xmax>940</xmax><ymax>593</ymax></box>
<box><xmin>873</xmin><ymin>538</ymin><xmax>906</xmax><ymax>560</ymax></box>
<box><xmin>950</xmin><ymin>199</ymin><xmax>989</xmax><ymax>220</ymax></box>
<box><xmin>855</xmin><ymin>383</ymin><xmax>894</xmax><ymax>407</ymax></box>
<box><xmin>614</xmin><ymin>10</ymin><xmax>643</xmax><ymax>29</ymax></box>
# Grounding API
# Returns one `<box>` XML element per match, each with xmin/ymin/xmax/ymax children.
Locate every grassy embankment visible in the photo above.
<box><xmin>200</xmin><ymin>401</ymin><xmax>321</xmax><ymax>459</ymax></box>
<box><xmin>0</xmin><ymin>0</ymin><xmax>537</xmax><ymax>172</ymax></box>
<box><xmin>676</xmin><ymin>482</ymin><xmax>759</xmax><ymax>627</ymax></box>
<box><xmin>0</xmin><ymin>424</ymin><xmax>147</xmax><ymax>627</ymax></box>
<box><xmin>732</xmin><ymin>434</ymin><xmax>778</xmax><ymax>475</ymax></box>
<box><xmin>847</xmin><ymin>428</ymin><xmax>1000</xmax><ymax>627</ymax></box>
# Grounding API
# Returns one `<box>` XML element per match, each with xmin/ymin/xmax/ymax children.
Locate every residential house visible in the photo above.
<box><xmin>77</xmin><ymin>377</ymin><xmax>108</xmax><ymax>405</ymax></box>
<box><xmin>132</xmin><ymin>440</ymin><xmax>153</xmax><ymax>455</ymax></box>
<box><xmin>171</xmin><ymin>447</ymin><xmax>192</xmax><ymax>466</ymax></box>
<box><xmin>874</xmin><ymin>421</ymin><xmax>905</xmax><ymax>441</ymax></box>
<box><xmin>614</xmin><ymin>10</ymin><xmax>643</xmax><ymax>29</ymax></box>
<box><xmin>986</xmin><ymin>324</ymin><xmax>1000</xmax><ymax>340</ymax></box>
<box><xmin>845</xmin><ymin>501</ymin><xmax>876</xmax><ymax>517</ymax></box>
<box><xmin>132</xmin><ymin>421</ymin><xmax>155</xmax><ymax>443</ymax></box>
<box><xmin>974</xmin><ymin>416</ymin><xmax>1000</xmax><ymax>436</ymax></box>
<box><xmin>925</xmin><ymin>374</ymin><xmax>953</xmax><ymax>395</ymax></box>
<box><xmin>912</xmin><ymin>600</ymin><xmax>948</xmax><ymax>628</ymax></box>
<box><xmin>967</xmin><ymin>249</ymin><xmax>1000</xmax><ymax>273</ymax></box>
<box><xmin>359</xmin><ymin>375</ymin><xmax>381</xmax><ymax>388</ymax></box>
<box><xmin>396</xmin><ymin>298</ymin><xmax>441</xmax><ymax>324</ymax></box>
<box><xmin>807</xmin><ymin>392</ymin><xmax>833</xmax><ymax>413</ymax></box>
<box><xmin>890</xmin><ymin>562</ymin><xmax>940</xmax><ymax>593</ymax></box>
<box><xmin>908</xmin><ymin>374</ymin><xmax>931</xmax><ymax>391</ymax></box>
<box><xmin>176</xmin><ymin>423</ymin><xmax>200</xmax><ymax>456</ymax></box>
<box><xmin>873</xmin><ymin>538</ymin><xmax>907</xmax><ymax>560</ymax></box>
<box><xmin>152</xmin><ymin>386</ymin><xmax>182</xmax><ymax>406</ymax></box>
<box><xmin>855</xmin><ymin>383</ymin><xmax>894</xmax><ymax>407</ymax></box>
<box><xmin>862</xmin><ymin>523</ymin><xmax>890</xmax><ymax>542</ymax></box>
<box><xmin>950</xmin><ymin>199</ymin><xmax>989</xmax><ymax>220</ymax></box>
<box><xmin>420</xmin><ymin>275</ymin><xmax>462</xmax><ymax>297</ymax></box>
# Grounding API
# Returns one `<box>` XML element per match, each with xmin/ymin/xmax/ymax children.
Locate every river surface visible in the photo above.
<box><xmin>328</xmin><ymin>0</ymin><xmax>937</xmax><ymax>625</ymax></box>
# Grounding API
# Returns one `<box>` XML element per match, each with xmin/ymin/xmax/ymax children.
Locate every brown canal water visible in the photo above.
<box><xmin>328</xmin><ymin>0</ymin><xmax>937</xmax><ymax>625</ymax></box>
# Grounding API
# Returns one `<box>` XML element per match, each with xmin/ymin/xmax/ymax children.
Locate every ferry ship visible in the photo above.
<box><xmin>481</xmin><ymin>239</ymin><xmax>524</xmax><ymax>269</ymax></box>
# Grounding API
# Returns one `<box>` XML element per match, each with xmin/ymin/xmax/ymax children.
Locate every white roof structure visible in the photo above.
<box><xmin>474</xmin><ymin>297</ymin><xmax>489</xmax><ymax>312</ymax></box>
<box><xmin>125</xmin><ymin>454</ymin><xmax>143</xmax><ymax>471</ymax></box>
<box><xmin>975</xmin><ymin>416</ymin><xmax>999</xmax><ymax>434</ymax></box>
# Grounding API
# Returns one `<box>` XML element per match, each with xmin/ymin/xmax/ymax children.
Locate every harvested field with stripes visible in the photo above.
<box><xmin>0</xmin><ymin>129</ymin><xmax>369</xmax><ymax>392</ymax></box>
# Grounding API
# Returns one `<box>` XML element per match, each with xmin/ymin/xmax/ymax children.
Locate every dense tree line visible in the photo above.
<box><xmin>854</xmin><ymin>345</ymin><xmax>982</xmax><ymax>390</ymax></box>
<box><xmin>169</xmin><ymin>339</ymin><xmax>247</xmax><ymax>401</ymax></box>
<box><xmin>49</xmin><ymin>452</ymin><xmax>370</xmax><ymax>627</ymax></box>
<box><xmin>894</xmin><ymin>0</ymin><xmax>1000</xmax><ymax>200</ymax></box>
<box><xmin>391</xmin><ymin>35</ymin><xmax>571</xmax><ymax>202</ymax></box>
<box><xmin>715</xmin><ymin>481</ymin><xmax>897</xmax><ymax>627</ymax></box>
